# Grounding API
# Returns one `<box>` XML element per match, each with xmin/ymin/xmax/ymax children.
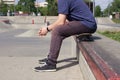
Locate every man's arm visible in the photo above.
<box><xmin>39</xmin><ymin>14</ymin><xmax>67</xmax><ymax>36</ymax></box>
<box><xmin>47</xmin><ymin>14</ymin><xmax>67</xmax><ymax>31</ymax></box>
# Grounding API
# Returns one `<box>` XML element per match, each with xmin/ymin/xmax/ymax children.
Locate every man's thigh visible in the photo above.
<box><xmin>57</xmin><ymin>21</ymin><xmax>91</xmax><ymax>37</ymax></box>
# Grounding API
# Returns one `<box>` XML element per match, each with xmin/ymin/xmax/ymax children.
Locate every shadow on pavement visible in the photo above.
<box><xmin>57</xmin><ymin>57</ymin><xmax>78</xmax><ymax>71</ymax></box>
<box><xmin>38</xmin><ymin>57</ymin><xmax>78</xmax><ymax>71</ymax></box>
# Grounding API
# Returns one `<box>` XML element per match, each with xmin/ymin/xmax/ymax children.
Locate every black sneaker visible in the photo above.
<box><xmin>39</xmin><ymin>58</ymin><xmax>48</xmax><ymax>64</ymax></box>
<box><xmin>34</xmin><ymin>64</ymin><xmax>56</xmax><ymax>72</ymax></box>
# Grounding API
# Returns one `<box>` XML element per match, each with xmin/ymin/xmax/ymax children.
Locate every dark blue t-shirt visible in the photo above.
<box><xmin>58</xmin><ymin>0</ymin><xmax>97</xmax><ymax>29</ymax></box>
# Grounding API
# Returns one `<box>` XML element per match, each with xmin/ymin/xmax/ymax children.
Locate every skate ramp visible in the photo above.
<box><xmin>96</xmin><ymin>17</ymin><xmax>120</xmax><ymax>32</ymax></box>
<box><xmin>0</xmin><ymin>21</ymin><xmax>14</xmax><ymax>33</ymax></box>
<box><xmin>96</xmin><ymin>17</ymin><xmax>115</xmax><ymax>25</ymax></box>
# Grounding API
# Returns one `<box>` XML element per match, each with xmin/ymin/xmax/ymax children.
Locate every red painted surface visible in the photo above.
<box><xmin>79</xmin><ymin>43</ymin><xmax>106</xmax><ymax>80</ymax></box>
<box><xmin>78</xmin><ymin>41</ymin><xmax>120</xmax><ymax>80</ymax></box>
<box><xmin>108</xmin><ymin>76</ymin><xmax>120</xmax><ymax>80</ymax></box>
<box><xmin>0</xmin><ymin>20</ymin><xmax>9</xmax><ymax>23</ymax></box>
<box><xmin>32</xmin><ymin>19</ymin><xmax>34</xmax><ymax>24</ymax></box>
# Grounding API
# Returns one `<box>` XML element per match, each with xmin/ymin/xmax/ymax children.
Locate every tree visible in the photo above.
<box><xmin>38</xmin><ymin>7</ymin><xmax>48</xmax><ymax>16</ymax></box>
<box><xmin>0</xmin><ymin>1</ymin><xmax>8</xmax><ymax>16</ymax></box>
<box><xmin>17</xmin><ymin>0</ymin><xmax>37</xmax><ymax>14</ymax></box>
<box><xmin>9</xmin><ymin>4</ymin><xmax>14</xmax><ymax>12</ymax></box>
<box><xmin>46</xmin><ymin>0</ymin><xmax>57</xmax><ymax>16</ymax></box>
<box><xmin>103</xmin><ymin>0</ymin><xmax>120</xmax><ymax>16</ymax></box>
<box><xmin>95</xmin><ymin>5</ymin><xmax>102</xmax><ymax>17</ymax></box>
<box><xmin>111</xmin><ymin>0</ymin><xmax>120</xmax><ymax>12</ymax></box>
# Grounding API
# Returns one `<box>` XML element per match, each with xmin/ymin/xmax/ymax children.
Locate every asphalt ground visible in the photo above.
<box><xmin>0</xmin><ymin>20</ymin><xmax>84</xmax><ymax>80</ymax></box>
<box><xmin>0</xmin><ymin>17</ymin><xmax>120</xmax><ymax>80</ymax></box>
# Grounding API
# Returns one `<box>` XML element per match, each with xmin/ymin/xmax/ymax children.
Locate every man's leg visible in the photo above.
<box><xmin>47</xmin><ymin>21</ymin><xmax>96</xmax><ymax>65</ymax></box>
<box><xmin>35</xmin><ymin>21</ymin><xmax>96</xmax><ymax>72</ymax></box>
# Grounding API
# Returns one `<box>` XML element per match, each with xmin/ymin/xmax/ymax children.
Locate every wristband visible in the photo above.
<box><xmin>46</xmin><ymin>27</ymin><xmax>50</xmax><ymax>32</ymax></box>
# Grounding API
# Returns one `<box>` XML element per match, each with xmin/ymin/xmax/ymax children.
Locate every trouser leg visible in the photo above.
<box><xmin>47</xmin><ymin>21</ymin><xmax>96</xmax><ymax>65</ymax></box>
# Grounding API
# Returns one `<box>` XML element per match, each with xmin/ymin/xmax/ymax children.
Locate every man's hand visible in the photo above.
<box><xmin>38</xmin><ymin>27</ymin><xmax>48</xmax><ymax>36</ymax></box>
<box><xmin>38</xmin><ymin>14</ymin><xmax>66</xmax><ymax>37</ymax></box>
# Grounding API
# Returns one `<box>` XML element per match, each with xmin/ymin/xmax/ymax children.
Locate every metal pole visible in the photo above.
<box><xmin>37</xmin><ymin>0</ymin><xmax>38</xmax><ymax>16</ymax></box>
<box><xmin>14</xmin><ymin>0</ymin><xmax>15</xmax><ymax>16</ymax></box>
<box><xmin>93</xmin><ymin>0</ymin><xmax>95</xmax><ymax>16</ymax></box>
<box><xmin>107</xmin><ymin>0</ymin><xmax>110</xmax><ymax>16</ymax></box>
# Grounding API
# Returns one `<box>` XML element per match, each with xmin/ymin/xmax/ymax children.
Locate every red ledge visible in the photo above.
<box><xmin>108</xmin><ymin>76</ymin><xmax>120</xmax><ymax>80</ymax></box>
<box><xmin>78</xmin><ymin>41</ymin><xmax>120</xmax><ymax>80</ymax></box>
<box><xmin>0</xmin><ymin>20</ymin><xmax>9</xmax><ymax>23</ymax></box>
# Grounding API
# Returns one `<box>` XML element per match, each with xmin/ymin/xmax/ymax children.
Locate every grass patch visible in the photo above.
<box><xmin>112</xmin><ymin>19</ymin><xmax>120</xmax><ymax>23</ymax></box>
<box><xmin>98</xmin><ymin>31</ymin><xmax>120</xmax><ymax>42</ymax></box>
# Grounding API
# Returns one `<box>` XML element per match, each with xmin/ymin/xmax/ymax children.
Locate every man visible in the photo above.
<box><xmin>35</xmin><ymin>0</ymin><xmax>97</xmax><ymax>72</ymax></box>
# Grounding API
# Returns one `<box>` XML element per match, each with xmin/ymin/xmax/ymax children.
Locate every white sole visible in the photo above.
<box><xmin>34</xmin><ymin>69</ymin><xmax>56</xmax><ymax>72</ymax></box>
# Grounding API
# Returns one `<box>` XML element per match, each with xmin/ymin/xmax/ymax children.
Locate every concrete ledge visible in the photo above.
<box><xmin>74</xmin><ymin>33</ymin><xmax>120</xmax><ymax>80</ymax></box>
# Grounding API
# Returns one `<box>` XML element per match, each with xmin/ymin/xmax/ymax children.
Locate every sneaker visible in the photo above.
<box><xmin>34</xmin><ymin>64</ymin><xmax>56</xmax><ymax>72</ymax></box>
<box><xmin>39</xmin><ymin>58</ymin><xmax>48</xmax><ymax>64</ymax></box>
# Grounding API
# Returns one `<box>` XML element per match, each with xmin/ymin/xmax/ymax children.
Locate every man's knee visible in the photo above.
<box><xmin>52</xmin><ymin>26</ymin><xmax>62</xmax><ymax>36</ymax></box>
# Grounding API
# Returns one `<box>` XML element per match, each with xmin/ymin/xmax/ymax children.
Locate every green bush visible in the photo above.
<box><xmin>98</xmin><ymin>31</ymin><xmax>120</xmax><ymax>42</ymax></box>
<box><xmin>112</xmin><ymin>19</ymin><xmax>120</xmax><ymax>23</ymax></box>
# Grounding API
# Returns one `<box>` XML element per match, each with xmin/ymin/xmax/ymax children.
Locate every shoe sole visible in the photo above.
<box><xmin>34</xmin><ymin>69</ymin><xmax>56</xmax><ymax>72</ymax></box>
<box><xmin>39</xmin><ymin>62</ymin><xmax>46</xmax><ymax>64</ymax></box>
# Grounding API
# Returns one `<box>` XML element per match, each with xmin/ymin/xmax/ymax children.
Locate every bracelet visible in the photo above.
<box><xmin>46</xmin><ymin>27</ymin><xmax>50</xmax><ymax>32</ymax></box>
